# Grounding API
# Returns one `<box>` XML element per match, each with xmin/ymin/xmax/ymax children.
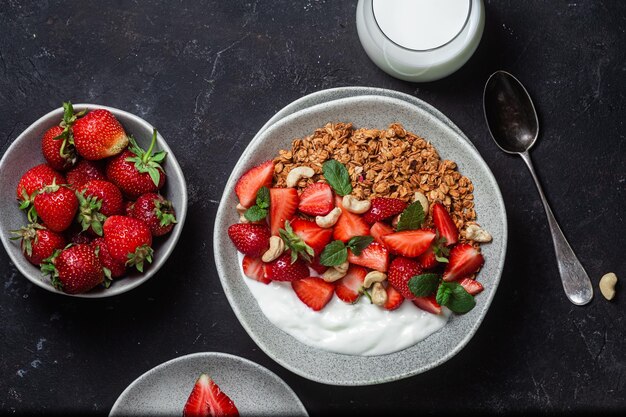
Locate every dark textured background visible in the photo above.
<box><xmin>1</xmin><ymin>0</ymin><xmax>625</xmax><ymax>415</ymax></box>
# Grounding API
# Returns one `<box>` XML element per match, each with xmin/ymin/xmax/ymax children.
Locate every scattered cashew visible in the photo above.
<box><xmin>371</xmin><ymin>282</ymin><xmax>388</xmax><ymax>306</ymax></box>
<box><xmin>286</xmin><ymin>166</ymin><xmax>314</xmax><ymax>188</ymax></box>
<box><xmin>599</xmin><ymin>272</ymin><xmax>618</xmax><ymax>301</ymax></box>
<box><xmin>363</xmin><ymin>271</ymin><xmax>387</xmax><ymax>289</ymax></box>
<box><xmin>342</xmin><ymin>195</ymin><xmax>371</xmax><ymax>214</ymax></box>
<box><xmin>236</xmin><ymin>203</ymin><xmax>247</xmax><ymax>214</ymax></box>
<box><xmin>464</xmin><ymin>224</ymin><xmax>492</xmax><ymax>243</ymax></box>
<box><xmin>391</xmin><ymin>214</ymin><xmax>401</xmax><ymax>228</ymax></box>
<box><xmin>239</xmin><ymin>214</ymin><xmax>250</xmax><ymax>224</ymax></box>
<box><xmin>316</xmin><ymin>207</ymin><xmax>342</xmax><ymax>228</ymax></box>
<box><xmin>322</xmin><ymin>261</ymin><xmax>349</xmax><ymax>282</ymax></box>
<box><xmin>261</xmin><ymin>236</ymin><xmax>285</xmax><ymax>262</ymax></box>
<box><xmin>413</xmin><ymin>191</ymin><xmax>429</xmax><ymax>214</ymax></box>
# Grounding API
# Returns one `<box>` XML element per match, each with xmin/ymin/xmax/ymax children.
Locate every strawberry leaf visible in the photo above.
<box><xmin>320</xmin><ymin>240</ymin><xmax>348</xmax><ymax>266</ymax></box>
<box><xmin>244</xmin><ymin>205</ymin><xmax>267</xmax><ymax>222</ymax></box>
<box><xmin>436</xmin><ymin>281</ymin><xmax>476</xmax><ymax>314</ymax></box>
<box><xmin>396</xmin><ymin>201</ymin><xmax>425</xmax><ymax>231</ymax></box>
<box><xmin>436</xmin><ymin>282</ymin><xmax>452</xmax><ymax>307</ymax></box>
<box><xmin>322</xmin><ymin>160</ymin><xmax>352</xmax><ymax>196</ymax></box>
<box><xmin>256</xmin><ymin>186</ymin><xmax>270</xmax><ymax>209</ymax></box>
<box><xmin>408</xmin><ymin>273</ymin><xmax>441</xmax><ymax>297</ymax></box>
<box><xmin>279</xmin><ymin>220</ymin><xmax>314</xmax><ymax>263</ymax></box>
<box><xmin>346</xmin><ymin>235</ymin><xmax>374</xmax><ymax>256</ymax></box>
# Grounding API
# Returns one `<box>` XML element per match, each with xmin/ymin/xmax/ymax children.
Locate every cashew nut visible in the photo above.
<box><xmin>316</xmin><ymin>207</ymin><xmax>342</xmax><ymax>228</ymax></box>
<box><xmin>371</xmin><ymin>282</ymin><xmax>388</xmax><ymax>306</ymax></box>
<box><xmin>286</xmin><ymin>166</ymin><xmax>314</xmax><ymax>187</ymax></box>
<box><xmin>599</xmin><ymin>272</ymin><xmax>618</xmax><ymax>301</ymax></box>
<box><xmin>413</xmin><ymin>191</ymin><xmax>429</xmax><ymax>214</ymax></box>
<box><xmin>391</xmin><ymin>214</ymin><xmax>401</xmax><ymax>228</ymax></box>
<box><xmin>363</xmin><ymin>271</ymin><xmax>387</xmax><ymax>289</ymax></box>
<box><xmin>239</xmin><ymin>214</ymin><xmax>250</xmax><ymax>224</ymax></box>
<box><xmin>342</xmin><ymin>195</ymin><xmax>371</xmax><ymax>214</ymax></box>
<box><xmin>261</xmin><ymin>236</ymin><xmax>285</xmax><ymax>262</ymax></box>
<box><xmin>236</xmin><ymin>203</ymin><xmax>247</xmax><ymax>214</ymax></box>
<box><xmin>464</xmin><ymin>224</ymin><xmax>492</xmax><ymax>243</ymax></box>
<box><xmin>322</xmin><ymin>261</ymin><xmax>349</xmax><ymax>282</ymax></box>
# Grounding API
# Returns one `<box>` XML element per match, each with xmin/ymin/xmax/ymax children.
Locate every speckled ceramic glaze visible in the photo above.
<box><xmin>109</xmin><ymin>352</ymin><xmax>308</xmax><ymax>417</ymax></box>
<box><xmin>0</xmin><ymin>104</ymin><xmax>188</xmax><ymax>298</ymax></box>
<box><xmin>214</xmin><ymin>92</ymin><xmax>507</xmax><ymax>385</ymax></box>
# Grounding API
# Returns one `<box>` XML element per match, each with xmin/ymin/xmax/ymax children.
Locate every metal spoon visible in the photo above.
<box><xmin>483</xmin><ymin>70</ymin><xmax>593</xmax><ymax>305</ymax></box>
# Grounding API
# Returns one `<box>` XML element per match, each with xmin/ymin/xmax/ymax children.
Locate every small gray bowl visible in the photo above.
<box><xmin>0</xmin><ymin>104</ymin><xmax>188</xmax><ymax>297</ymax></box>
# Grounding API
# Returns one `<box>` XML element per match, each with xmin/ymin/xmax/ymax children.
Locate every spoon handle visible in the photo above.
<box><xmin>519</xmin><ymin>151</ymin><xmax>593</xmax><ymax>305</ymax></box>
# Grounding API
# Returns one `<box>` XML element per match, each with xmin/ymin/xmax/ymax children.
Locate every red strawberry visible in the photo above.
<box><xmin>40</xmin><ymin>244</ymin><xmax>105</xmax><ymax>294</ymax></box>
<box><xmin>289</xmin><ymin>218</ymin><xmax>333</xmax><ymax>255</ymax></box>
<box><xmin>227</xmin><ymin>223</ymin><xmax>271</xmax><ymax>257</ymax></box>
<box><xmin>16</xmin><ymin>164</ymin><xmax>66</xmax><ymax>202</ymax></box>
<box><xmin>292</xmin><ymin>277</ymin><xmax>335</xmax><ymax>311</ymax></box>
<box><xmin>309</xmin><ymin>256</ymin><xmax>328</xmax><ymax>275</ymax></box>
<box><xmin>370</xmin><ymin>221</ymin><xmax>394</xmax><ymax>246</ymax></box>
<box><xmin>298</xmin><ymin>182</ymin><xmax>334</xmax><ymax>216</ymax></box>
<box><xmin>347</xmin><ymin>242</ymin><xmax>389</xmax><ymax>272</ymax></box>
<box><xmin>66</xmin><ymin>159</ymin><xmax>106</xmax><ymax>189</ymax></box>
<box><xmin>335</xmin><ymin>265</ymin><xmax>367</xmax><ymax>303</ymax></box>
<box><xmin>103</xmin><ymin>215</ymin><xmax>153</xmax><ymax>272</ymax></box>
<box><xmin>432</xmin><ymin>202</ymin><xmax>459</xmax><ymax>246</ymax></box>
<box><xmin>413</xmin><ymin>295</ymin><xmax>442</xmax><ymax>314</ymax></box>
<box><xmin>11</xmin><ymin>224</ymin><xmax>66</xmax><ymax>266</ymax></box>
<box><xmin>92</xmin><ymin>237</ymin><xmax>126</xmax><ymax>279</ymax></box>
<box><xmin>72</xmin><ymin>109</ymin><xmax>129</xmax><ymax>160</ymax></box>
<box><xmin>443</xmin><ymin>243</ymin><xmax>485</xmax><ymax>282</ymax></box>
<box><xmin>387</xmin><ymin>257</ymin><xmax>422</xmax><ymax>300</ymax></box>
<box><xmin>33</xmin><ymin>181</ymin><xmax>79</xmax><ymax>232</ymax></box>
<box><xmin>64</xmin><ymin>222</ymin><xmax>93</xmax><ymax>245</ymax></box>
<box><xmin>381</xmin><ymin>229</ymin><xmax>436</xmax><ymax>258</ymax></box>
<box><xmin>129</xmin><ymin>193</ymin><xmax>177</xmax><ymax>237</ymax></box>
<box><xmin>123</xmin><ymin>200</ymin><xmax>134</xmax><ymax>216</ymax></box>
<box><xmin>263</xmin><ymin>253</ymin><xmax>309</xmax><ymax>282</ymax></box>
<box><xmin>105</xmin><ymin>130</ymin><xmax>166</xmax><ymax>199</ymax></box>
<box><xmin>77</xmin><ymin>180</ymin><xmax>124</xmax><ymax>236</ymax></box>
<box><xmin>183</xmin><ymin>373</ymin><xmax>239</xmax><ymax>417</ymax></box>
<box><xmin>241</xmin><ymin>255</ymin><xmax>270</xmax><ymax>284</ymax></box>
<box><xmin>269</xmin><ymin>188</ymin><xmax>298</xmax><ymax>236</ymax></box>
<box><xmin>333</xmin><ymin>196</ymin><xmax>369</xmax><ymax>243</ymax></box>
<box><xmin>362</xmin><ymin>197</ymin><xmax>407</xmax><ymax>224</ymax></box>
<box><xmin>459</xmin><ymin>278</ymin><xmax>484</xmax><ymax>295</ymax></box>
<box><xmin>41</xmin><ymin>125</ymin><xmax>77</xmax><ymax>171</ymax></box>
<box><xmin>235</xmin><ymin>160</ymin><xmax>274</xmax><ymax>208</ymax></box>
<box><xmin>417</xmin><ymin>249</ymin><xmax>437</xmax><ymax>270</ymax></box>
<box><xmin>384</xmin><ymin>284</ymin><xmax>405</xmax><ymax>311</ymax></box>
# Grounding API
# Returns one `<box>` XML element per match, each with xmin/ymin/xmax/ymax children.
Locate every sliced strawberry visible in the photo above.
<box><xmin>459</xmin><ymin>277</ymin><xmax>484</xmax><ymax>295</ymax></box>
<box><xmin>412</xmin><ymin>295</ymin><xmax>442</xmax><ymax>315</ymax></box>
<box><xmin>417</xmin><ymin>247</ymin><xmax>438</xmax><ymax>270</ymax></box>
<box><xmin>242</xmin><ymin>255</ymin><xmax>270</xmax><ymax>284</ymax></box>
<box><xmin>443</xmin><ymin>243</ymin><xmax>485</xmax><ymax>282</ymax></box>
<box><xmin>381</xmin><ymin>229</ymin><xmax>436</xmax><ymax>258</ymax></box>
<box><xmin>335</xmin><ymin>265</ymin><xmax>367</xmax><ymax>303</ymax></box>
<box><xmin>292</xmin><ymin>277</ymin><xmax>335</xmax><ymax>311</ymax></box>
<box><xmin>387</xmin><ymin>257</ymin><xmax>422</xmax><ymax>300</ymax></box>
<box><xmin>362</xmin><ymin>197</ymin><xmax>407</xmax><ymax>224</ymax></box>
<box><xmin>309</xmin><ymin>256</ymin><xmax>328</xmax><ymax>275</ymax></box>
<box><xmin>269</xmin><ymin>188</ymin><xmax>299</xmax><ymax>236</ymax></box>
<box><xmin>333</xmin><ymin>196</ymin><xmax>370</xmax><ymax>242</ymax></box>
<box><xmin>370</xmin><ymin>221</ymin><xmax>394</xmax><ymax>246</ymax></box>
<box><xmin>183</xmin><ymin>373</ymin><xmax>239</xmax><ymax>417</ymax></box>
<box><xmin>235</xmin><ymin>160</ymin><xmax>274</xmax><ymax>208</ymax></box>
<box><xmin>347</xmin><ymin>242</ymin><xmax>389</xmax><ymax>272</ymax></box>
<box><xmin>384</xmin><ymin>284</ymin><xmax>405</xmax><ymax>311</ymax></box>
<box><xmin>290</xmin><ymin>217</ymin><xmax>333</xmax><ymax>255</ymax></box>
<box><xmin>298</xmin><ymin>182</ymin><xmax>334</xmax><ymax>216</ymax></box>
<box><xmin>263</xmin><ymin>253</ymin><xmax>309</xmax><ymax>282</ymax></box>
<box><xmin>432</xmin><ymin>202</ymin><xmax>459</xmax><ymax>246</ymax></box>
<box><xmin>227</xmin><ymin>223</ymin><xmax>271</xmax><ymax>257</ymax></box>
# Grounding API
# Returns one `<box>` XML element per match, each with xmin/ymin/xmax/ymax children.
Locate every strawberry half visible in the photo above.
<box><xmin>298</xmin><ymin>182</ymin><xmax>334</xmax><ymax>216</ymax></box>
<box><xmin>384</xmin><ymin>284</ymin><xmax>405</xmax><ymax>311</ymax></box>
<box><xmin>387</xmin><ymin>256</ymin><xmax>422</xmax><ymax>300</ymax></box>
<box><xmin>370</xmin><ymin>221</ymin><xmax>394</xmax><ymax>246</ymax></box>
<box><xmin>235</xmin><ymin>160</ymin><xmax>274</xmax><ymax>208</ymax></box>
<box><xmin>347</xmin><ymin>242</ymin><xmax>389</xmax><ymax>272</ymax></box>
<box><xmin>443</xmin><ymin>243</ymin><xmax>485</xmax><ymax>282</ymax></box>
<box><xmin>292</xmin><ymin>277</ymin><xmax>335</xmax><ymax>311</ymax></box>
<box><xmin>242</xmin><ymin>255</ymin><xmax>270</xmax><ymax>285</ymax></box>
<box><xmin>227</xmin><ymin>223</ymin><xmax>271</xmax><ymax>257</ymax></box>
<box><xmin>362</xmin><ymin>197</ymin><xmax>407</xmax><ymax>224</ymax></box>
<box><xmin>335</xmin><ymin>265</ymin><xmax>367</xmax><ymax>303</ymax></box>
<box><xmin>269</xmin><ymin>188</ymin><xmax>299</xmax><ymax>236</ymax></box>
<box><xmin>309</xmin><ymin>256</ymin><xmax>328</xmax><ymax>275</ymax></box>
<box><xmin>72</xmin><ymin>109</ymin><xmax>129</xmax><ymax>160</ymax></box>
<box><xmin>381</xmin><ymin>229</ymin><xmax>436</xmax><ymax>258</ymax></box>
<box><xmin>183</xmin><ymin>373</ymin><xmax>239</xmax><ymax>417</ymax></box>
<box><xmin>412</xmin><ymin>295</ymin><xmax>442</xmax><ymax>315</ymax></box>
<box><xmin>333</xmin><ymin>196</ymin><xmax>369</xmax><ymax>242</ymax></box>
<box><xmin>263</xmin><ymin>253</ymin><xmax>309</xmax><ymax>282</ymax></box>
<box><xmin>432</xmin><ymin>202</ymin><xmax>459</xmax><ymax>246</ymax></box>
<box><xmin>290</xmin><ymin>218</ymin><xmax>333</xmax><ymax>256</ymax></box>
<box><xmin>459</xmin><ymin>277</ymin><xmax>484</xmax><ymax>295</ymax></box>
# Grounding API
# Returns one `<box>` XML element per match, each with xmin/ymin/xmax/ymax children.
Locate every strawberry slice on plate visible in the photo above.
<box><xmin>292</xmin><ymin>277</ymin><xmax>335</xmax><ymax>311</ymax></box>
<box><xmin>381</xmin><ymin>229</ymin><xmax>435</xmax><ymax>258</ymax></box>
<box><xmin>459</xmin><ymin>277</ymin><xmax>484</xmax><ymax>295</ymax></box>
<box><xmin>333</xmin><ymin>196</ymin><xmax>369</xmax><ymax>242</ymax></box>
<box><xmin>387</xmin><ymin>256</ymin><xmax>422</xmax><ymax>300</ymax></box>
<box><xmin>235</xmin><ymin>160</ymin><xmax>274</xmax><ymax>208</ymax></box>
<box><xmin>370</xmin><ymin>221</ymin><xmax>394</xmax><ymax>246</ymax></box>
<box><xmin>347</xmin><ymin>242</ymin><xmax>389</xmax><ymax>272</ymax></box>
<box><xmin>290</xmin><ymin>218</ymin><xmax>333</xmax><ymax>255</ymax></box>
<box><xmin>384</xmin><ymin>284</ymin><xmax>405</xmax><ymax>311</ymax></box>
<box><xmin>443</xmin><ymin>243</ymin><xmax>484</xmax><ymax>282</ymax></box>
<box><xmin>298</xmin><ymin>182</ymin><xmax>334</xmax><ymax>216</ymax></box>
<box><xmin>263</xmin><ymin>253</ymin><xmax>309</xmax><ymax>282</ymax></box>
<box><xmin>183</xmin><ymin>373</ymin><xmax>239</xmax><ymax>417</ymax></box>
<box><xmin>432</xmin><ymin>202</ymin><xmax>459</xmax><ymax>246</ymax></box>
<box><xmin>335</xmin><ymin>265</ymin><xmax>367</xmax><ymax>303</ymax></box>
<box><xmin>412</xmin><ymin>295</ymin><xmax>442</xmax><ymax>315</ymax></box>
<box><xmin>242</xmin><ymin>255</ymin><xmax>270</xmax><ymax>284</ymax></box>
<box><xmin>362</xmin><ymin>197</ymin><xmax>407</xmax><ymax>224</ymax></box>
<box><xmin>227</xmin><ymin>223</ymin><xmax>271</xmax><ymax>257</ymax></box>
<box><xmin>269</xmin><ymin>188</ymin><xmax>299</xmax><ymax>236</ymax></box>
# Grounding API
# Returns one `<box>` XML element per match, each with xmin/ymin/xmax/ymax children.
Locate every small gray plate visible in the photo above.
<box><xmin>109</xmin><ymin>352</ymin><xmax>308</xmax><ymax>417</ymax></box>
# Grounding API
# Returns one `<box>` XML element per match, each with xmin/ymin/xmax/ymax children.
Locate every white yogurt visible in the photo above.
<box><xmin>239</xmin><ymin>254</ymin><xmax>450</xmax><ymax>356</ymax></box>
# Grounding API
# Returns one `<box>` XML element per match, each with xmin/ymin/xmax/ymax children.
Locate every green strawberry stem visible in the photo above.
<box><xmin>126</xmin><ymin>129</ymin><xmax>167</xmax><ymax>187</ymax></box>
<box><xmin>126</xmin><ymin>244</ymin><xmax>154</xmax><ymax>273</ymax></box>
<box><xmin>155</xmin><ymin>199</ymin><xmax>177</xmax><ymax>227</ymax></box>
<box><xmin>40</xmin><ymin>249</ymin><xmax>62</xmax><ymax>290</ymax></box>
<box><xmin>76</xmin><ymin>191</ymin><xmax>106</xmax><ymax>236</ymax></box>
<box><xmin>10</xmin><ymin>223</ymin><xmax>45</xmax><ymax>257</ymax></box>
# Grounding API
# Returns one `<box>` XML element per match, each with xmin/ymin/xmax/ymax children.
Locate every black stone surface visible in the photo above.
<box><xmin>1</xmin><ymin>1</ymin><xmax>625</xmax><ymax>415</ymax></box>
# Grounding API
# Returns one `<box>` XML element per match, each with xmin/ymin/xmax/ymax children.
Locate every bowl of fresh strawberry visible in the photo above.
<box><xmin>0</xmin><ymin>102</ymin><xmax>187</xmax><ymax>297</ymax></box>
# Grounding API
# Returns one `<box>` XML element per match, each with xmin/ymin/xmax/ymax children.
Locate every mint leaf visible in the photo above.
<box><xmin>256</xmin><ymin>186</ymin><xmax>270</xmax><ymax>209</ymax></box>
<box><xmin>244</xmin><ymin>205</ymin><xmax>267</xmax><ymax>222</ymax></box>
<box><xmin>346</xmin><ymin>235</ymin><xmax>374</xmax><ymax>256</ymax></box>
<box><xmin>322</xmin><ymin>160</ymin><xmax>352</xmax><ymax>196</ymax></box>
<box><xmin>279</xmin><ymin>220</ymin><xmax>314</xmax><ymax>263</ymax></box>
<box><xmin>396</xmin><ymin>201</ymin><xmax>425</xmax><ymax>231</ymax></box>
<box><xmin>445</xmin><ymin>282</ymin><xmax>476</xmax><ymax>314</ymax></box>
<box><xmin>436</xmin><ymin>282</ymin><xmax>452</xmax><ymax>307</ymax></box>
<box><xmin>320</xmin><ymin>240</ymin><xmax>348</xmax><ymax>266</ymax></box>
<box><xmin>408</xmin><ymin>273</ymin><xmax>441</xmax><ymax>297</ymax></box>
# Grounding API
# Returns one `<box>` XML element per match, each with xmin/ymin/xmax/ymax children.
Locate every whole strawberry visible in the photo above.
<box><xmin>72</xmin><ymin>109</ymin><xmax>129</xmax><ymax>160</ymax></box>
<box><xmin>129</xmin><ymin>193</ymin><xmax>177</xmax><ymax>237</ymax></box>
<box><xmin>41</xmin><ymin>244</ymin><xmax>105</xmax><ymax>294</ymax></box>
<box><xmin>32</xmin><ymin>180</ymin><xmax>78</xmax><ymax>232</ymax></box>
<box><xmin>41</xmin><ymin>125</ymin><xmax>77</xmax><ymax>171</ymax></box>
<box><xmin>387</xmin><ymin>256</ymin><xmax>423</xmax><ymax>300</ymax></box>
<box><xmin>11</xmin><ymin>223</ymin><xmax>66</xmax><ymax>266</ymax></box>
<box><xmin>66</xmin><ymin>159</ymin><xmax>106</xmax><ymax>189</ymax></box>
<box><xmin>106</xmin><ymin>129</ymin><xmax>166</xmax><ymax>199</ymax></box>
<box><xmin>103</xmin><ymin>215</ymin><xmax>153</xmax><ymax>272</ymax></box>
<box><xmin>92</xmin><ymin>237</ymin><xmax>126</xmax><ymax>279</ymax></box>
<box><xmin>77</xmin><ymin>180</ymin><xmax>123</xmax><ymax>235</ymax></box>
<box><xmin>16</xmin><ymin>164</ymin><xmax>66</xmax><ymax>203</ymax></box>
<box><xmin>227</xmin><ymin>223</ymin><xmax>271</xmax><ymax>257</ymax></box>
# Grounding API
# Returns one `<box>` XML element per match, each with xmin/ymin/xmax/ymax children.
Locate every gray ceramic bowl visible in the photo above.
<box><xmin>109</xmin><ymin>352</ymin><xmax>308</xmax><ymax>416</ymax></box>
<box><xmin>214</xmin><ymin>93</ymin><xmax>507</xmax><ymax>385</ymax></box>
<box><xmin>0</xmin><ymin>104</ymin><xmax>188</xmax><ymax>298</ymax></box>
